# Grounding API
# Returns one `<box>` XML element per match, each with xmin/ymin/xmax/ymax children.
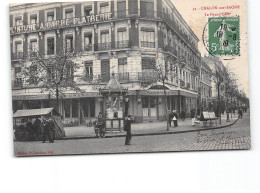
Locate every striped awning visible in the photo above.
<box><xmin>13</xmin><ymin>108</ymin><xmax>54</xmax><ymax>118</ymax></box>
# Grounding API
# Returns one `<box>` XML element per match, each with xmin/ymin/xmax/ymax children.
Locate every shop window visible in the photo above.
<box><xmin>47</xmin><ymin>11</ymin><xmax>54</xmax><ymax>22</ymax></box>
<box><xmin>150</xmin><ymin>97</ymin><xmax>157</xmax><ymax>108</ymax></box>
<box><xmin>65</xmin><ymin>8</ymin><xmax>73</xmax><ymax>19</ymax></box>
<box><xmin>81</xmin><ymin>99</ymin><xmax>89</xmax><ymax>117</ymax></box>
<box><xmin>140</xmin><ymin>28</ymin><xmax>155</xmax><ymax>48</ymax></box>
<box><xmin>142</xmin><ymin>97</ymin><xmax>149</xmax><ymax>108</ymax></box>
<box><xmin>30</xmin><ymin>14</ymin><xmax>37</xmax><ymax>24</ymax></box>
<box><xmin>84</xmin><ymin>5</ymin><xmax>93</xmax><ymax>16</ymax></box>
<box><xmin>64</xmin><ymin>100</ymin><xmax>70</xmax><ymax>118</ymax></box>
<box><xmin>90</xmin><ymin>98</ymin><xmax>95</xmax><ymax>117</ymax></box>
<box><xmin>47</xmin><ymin>37</ymin><xmax>55</xmax><ymax>55</ymax></box>
<box><xmin>65</xmin><ymin>35</ymin><xmax>73</xmax><ymax>53</ymax></box>
<box><xmin>84</xmin><ymin>61</ymin><xmax>93</xmax><ymax>81</ymax></box>
<box><xmin>72</xmin><ymin>99</ymin><xmax>78</xmax><ymax>118</ymax></box>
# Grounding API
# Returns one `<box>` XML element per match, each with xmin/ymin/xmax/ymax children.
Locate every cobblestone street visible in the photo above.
<box><xmin>14</xmin><ymin>113</ymin><xmax>250</xmax><ymax>156</ymax></box>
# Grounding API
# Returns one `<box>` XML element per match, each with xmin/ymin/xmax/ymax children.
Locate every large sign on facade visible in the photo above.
<box><xmin>10</xmin><ymin>13</ymin><xmax>112</xmax><ymax>34</ymax></box>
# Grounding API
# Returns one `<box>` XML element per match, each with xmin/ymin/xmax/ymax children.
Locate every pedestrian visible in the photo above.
<box><xmin>238</xmin><ymin>108</ymin><xmax>243</xmax><ymax>119</ymax></box>
<box><xmin>181</xmin><ymin>109</ymin><xmax>185</xmax><ymax>121</ymax></box>
<box><xmin>172</xmin><ymin>110</ymin><xmax>178</xmax><ymax>127</ymax></box>
<box><xmin>33</xmin><ymin>117</ymin><xmax>41</xmax><ymax>139</ymax></box>
<box><xmin>26</xmin><ymin>118</ymin><xmax>34</xmax><ymax>141</ymax></box>
<box><xmin>124</xmin><ymin>115</ymin><xmax>132</xmax><ymax>145</ymax></box>
<box><xmin>168</xmin><ymin>110</ymin><xmax>174</xmax><ymax>127</ymax></box>
<box><xmin>48</xmin><ymin>118</ymin><xmax>55</xmax><ymax>143</ymax></box>
<box><xmin>42</xmin><ymin>118</ymin><xmax>50</xmax><ymax>143</ymax></box>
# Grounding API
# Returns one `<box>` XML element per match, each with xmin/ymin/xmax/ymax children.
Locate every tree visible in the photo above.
<box><xmin>21</xmin><ymin>42</ymin><xmax>81</xmax><ymax>112</ymax></box>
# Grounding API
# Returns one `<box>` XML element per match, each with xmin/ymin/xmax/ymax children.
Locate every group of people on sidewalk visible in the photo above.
<box><xmin>168</xmin><ymin>110</ymin><xmax>179</xmax><ymax>127</ymax></box>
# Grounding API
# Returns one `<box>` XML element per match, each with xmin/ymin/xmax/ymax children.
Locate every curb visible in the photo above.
<box><xmin>60</xmin><ymin>118</ymin><xmax>240</xmax><ymax>141</ymax></box>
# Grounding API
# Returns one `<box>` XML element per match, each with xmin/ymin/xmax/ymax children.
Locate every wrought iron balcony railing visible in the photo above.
<box><xmin>96</xmin><ymin>42</ymin><xmax>112</xmax><ymax>51</ymax></box>
<box><xmin>138</xmin><ymin>70</ymin><xmax>158</xmax><ymax>83</ymax></box>
<box><xmin>84</xmin><ymin>44</ymin><xmax>93</xmax><ymax>52</ymax></box>
<box><xmin>141</xmin><ymin>41</ymin><xmax>155</xmax><ymax>48</ymax></box>
<box><xmin>12</xmin><ymin>52</ymin><xmax>23</xmax><ymax>60</ymax></box>
<box><xmin>116</xmin><ymin>40</ymin><xmax>130</xmax><ymax>49</ymax></box>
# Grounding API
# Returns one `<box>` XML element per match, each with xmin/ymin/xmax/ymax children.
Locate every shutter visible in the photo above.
<box><xmin>101</xmin><ymin>59</ymin><xmax>110</xmax><ymax>81</ymax></box>
<box><xmin>140</xmin><ymin>1</ymin><xmax>147</xmax><ymax>17</ymax></box>
<box><xmin>117</xmin><ymin>1</ymin><xmax>126</xmax><ymax>17</ymax></box>
<box><xmin>146</xmin><ymin>2</ymin><xmax>154</xmax><ymax>18</ymax></box>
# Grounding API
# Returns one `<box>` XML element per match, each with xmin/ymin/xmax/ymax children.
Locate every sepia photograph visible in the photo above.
<box><xmin>10</xmin><ymin>0</ymin><xmax>250</xmax><ymax>156</ymax></box>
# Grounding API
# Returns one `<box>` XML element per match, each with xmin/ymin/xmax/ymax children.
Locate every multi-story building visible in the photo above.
<box><xmin>10</xmin><ymin>0</ymin><xmax>201</xmax><ymax>124</ymax></box>
<box><xmin>199</xmin><ymin>59</ymin><xmax>212</xmax><ymax>110</ymax></box>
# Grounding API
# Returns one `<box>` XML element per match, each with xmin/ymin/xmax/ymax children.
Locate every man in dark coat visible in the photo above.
<box><xmin>168</xmin><ymin>110</ymin><xmax>174</xmax><ymax>127</ymax></box>
<box><xmin>33</xmin><ymin>117</ymin><xmax>41</xmax><ymax>139</ymax></box>
<box><xmin>26</xmin><ymin>118</ymin><xmax>34</xmax><ymax>141</ymax></box>
<box><xmin>48</xmin><ymin>118</ymin><xmax>56</xmax><ymax>143</ymax></box>
<box><xmin>181</xmin><ymin>110</ymin><xmax>186</xmax><ymax>121</ymax></box>
<box><xmin>42</xmin><ymin>118</ymin><xmax>50</xmax><ymax>143</ymax></box>
<box><xmin>124</xmin><ymin>115</ymin><xmax>132</xmax><ymax>145</ymax></box>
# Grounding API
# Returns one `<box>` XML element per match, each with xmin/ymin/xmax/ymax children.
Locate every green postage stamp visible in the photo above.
<box><xmin>208</xmin><ymin>17</ymin><xmax>240</xmax><ymax>56</ymax></box>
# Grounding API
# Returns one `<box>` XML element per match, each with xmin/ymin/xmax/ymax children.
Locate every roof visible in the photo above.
<box><xmin>13</xmin><ymin>108</ymin><xmax>54</xmax><ymax>118</ymax></box>
<box><xmin>101</xmin><ymin>74</ymin><xmax>127</xmax><ymax>93</ymax></box>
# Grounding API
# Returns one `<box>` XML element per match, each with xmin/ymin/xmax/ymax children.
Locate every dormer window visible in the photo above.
<box><xmin>65</xmin><ymin>8</ymin><xmax>73</xmax><ymax>19</ymax></box>
<box><xmin>47</xmin><ymin>11</ymin><xmax>54</xmax><ymax>22</ymax></box>
<box><xmin>15</xmin><ymin>16</ymin><xmax>22</xmax><ymax>26</ymax></box>
<box><xmin>30</xmin><ymin>14</ymin><xmax>37</xmax><ymax>24</ymax></box>
<box><xmin>100</xmin><ymin>2</ymin><xmax>109</xmax><ymax>14</ymax></box>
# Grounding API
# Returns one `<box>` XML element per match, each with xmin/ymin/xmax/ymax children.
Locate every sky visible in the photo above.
<box><xmin>172</xmin><ymin>0</ymin><xmax>249</xmax><ymax>97</ymax></box>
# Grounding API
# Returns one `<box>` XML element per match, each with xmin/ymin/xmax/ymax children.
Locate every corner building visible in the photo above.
<box><xmin>10</xmin><ymin>0</ymin><xmax>201</xmax><ymax>124</ymax></box>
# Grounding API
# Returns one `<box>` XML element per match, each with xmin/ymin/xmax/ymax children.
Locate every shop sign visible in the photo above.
<box><xmin>63</xmin><ymin>92</ymin><xmax>100</xmax><ymax>99</ymax></box>
<box><xmin>139</xmin><ymin>90</ymin><xmax>178</xmax><ymax>96</ymax></box>
<box><xmin>12</xmin><ymin>94</ymin><xmax>49</xmax><ymax>100</ymax></box>
<box><xmin>10</xmin><ymin>13</ymin><xmax>112</xmax><ymax>34</ymax></box>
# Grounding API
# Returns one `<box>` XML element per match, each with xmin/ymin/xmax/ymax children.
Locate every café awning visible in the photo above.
<box><xmin>13</xmin><ymin>108</ymin><xmax>54</xmax><ymax>118</ymax></box>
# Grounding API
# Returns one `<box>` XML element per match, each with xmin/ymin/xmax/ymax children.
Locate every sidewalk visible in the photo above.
<box><xmin>63</xmin><ymin>113</ymin><xmax>240</xmax><ymax>139</ymax></box>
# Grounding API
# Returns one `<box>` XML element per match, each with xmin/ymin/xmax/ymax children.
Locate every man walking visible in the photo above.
<box><xmin>168</xmin><ymin>110</ymin><xmax>174</xmax><ymax>127</ymax></box>
<box><xmin>124</xmin><ymin>115</ymin><xmax>132</xmax><ymax>145</ymax></box>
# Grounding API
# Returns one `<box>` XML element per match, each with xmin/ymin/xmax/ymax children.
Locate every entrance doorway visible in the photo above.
<box><xmin>142</xmin><ymin>96</ymin><xmax>158</xmax><ymax>122</ymax></box>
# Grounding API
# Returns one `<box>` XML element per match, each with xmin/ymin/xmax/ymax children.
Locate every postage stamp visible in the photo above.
<box><xmin>208</xmin><ymin>17</ymin><xmax>240</xmax><ymax>56</ymax></box>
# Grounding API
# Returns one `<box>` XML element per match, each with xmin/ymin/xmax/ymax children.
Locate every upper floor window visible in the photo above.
<box><xmin>140</xmin><ymin>27</ymin><xmax>155</xmax><ymax>48</ymax></box>
<box><xmin>140</xmin><ymin>0</ymin><xmax>154</xmax><ymax>18</ymax></box>
<box><xmin>117</xmin><ymin>0</ymin><xmax>126</xmax><ymax>18</ymax></box>
<box><xmin>84</xmin><ymin>61</ymin><xmax>93</xmax><ymax>81</ymax></box>
<box><xmin>29</xmin><ymin>39</ymin><xmax>38</xmax><ymax>57</ymax></box>
<box><xmin>47</xmin><ymin>37</ymin><xmax>55</xmax><ymax>55</ymax></box>
<box><xmin>100</xmin><ymin>30</ymin><xmax>110</xmax><ymax>43</ymax></box>
<box><xmin>47</xmin><ymin>11</ymin><xmax>54</xmax><ymax>22</ymax></box>
<box><xmin>65</xmin><ymin>35</ymin><xmax>73</xmax><ymax>53</ymax></box>
<box><xmin>100</xmin><ymin>2</ymin><xmax>109</xmax><ymax>14</ymax></box>
<box><xmin>15</xmin><ymin>16</ymin><xmax>22</xmax><ymax>26</ymax></box>
<box><xmin>65</xmin><ymin>8</ymin><xmax>73</xmax><ymax>19</ymax></box>
<box><xmin>84</xmin><ymin>32</ymin><xmax>93</xmax><ymax>51</ymax></box>
<box><xmin>84</xmin><ymin>5</ymin><xmax>93</xmax><ymax>16</ymax></box>
<box><xmin>118</xmin><ymin>57</ymin><xmax>127</xmax><ymax>74</ymax></box>
<box><xmin>15</xmin><ymin>41</ymin><xmax>22</xmax><ymax>53</ymax></box>
<box><xmin>30</xmin><ymin>14</ymin><xmax>37</xmax><ymax>24</ymax></box>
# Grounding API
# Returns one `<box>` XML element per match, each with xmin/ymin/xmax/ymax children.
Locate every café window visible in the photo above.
<box><xmin>72</xmin><ymin>99</ymin><xmax>78</xmax><ymax>118</ymax></box>
<box><xmin>30</xmin><ymin>14</ymin><xmax>37</xmax><ymax>24</ymax></box>
<box><xmin>15</xmin><ymin>16</ymin><xmax>23</xmax><ymax>26</ymax></box>
<box><xmin>64</xmin><ymin>99</ymin><xmax>70</xmax><ymax>118</ymax></box>
<box><xmin>140</xmin><ymin>27</ymin><xmax>155</xmax><ymax>48</ymax></box>
<box><xmin>84</xmin><ymin>33</ymin><xmax>92</xmax><ymax>51</ymax></box>
<box><xmin>84</xmin><ymin>5</ymin><xmax>93</xmax><ymax>16</ymax></box>
<box><xmin>84</xmin><ymin>61</ymin><xmax>93</xmax><ymax>81</ymax></box>
<box><xmin>100</xmin><ymin>2</ymin><xmax>109</xmax><ymax>14</ymax></box>
<box><xmin>65</xmin><ymin>35</ymin><xmax>74</xmax><ymax>53</ymax></box>
<box><xmin>47</xmin><ymin>11</ymin><xmax>55</xmax><ymax>22</ymax></box>
<box><xmin>65</xmin><ymin>8</ymin><xmax>73</xmax><ymax>19</ymax></box>
<box><xmin>47</xmin><ymin>37</ymin><xmax>55</xmax><ymax>55</ymax></box>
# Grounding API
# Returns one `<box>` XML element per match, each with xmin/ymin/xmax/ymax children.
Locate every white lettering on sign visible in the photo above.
<box><xmin>10</xmin><ymin>13</ymin><xmax>113</xmax><ymax>34</ymax></box>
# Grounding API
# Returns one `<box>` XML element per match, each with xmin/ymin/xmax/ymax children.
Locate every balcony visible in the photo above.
<box><xmin>163</xmin><ymin>45</ymin><xmax>178</xmax><ymax>56</ymax></box>
<box><xmin>140</xmin><ymin>10</ymin><xmax>157</xmax><ymax>19</ymax></box>
<box><xmin>96</xmin><ymin>42</ymin><xmax>112</xmax><ymax>51</ymax></box>
<box><xmin>84</xmin><ymin>75</ymin><xmax>93</xmax><ymax>82</ymax></box>
<box><xmin>29</xmin><ymin>51</ymin><xmax>37</xmax><ymax>58</ymax></box>
<box><xmin>114</xmin><ymin>10</ymin><xmax>128</xmax><ymax>19</ymax></box>
<box><xmin>116</xmin><ymin>40</ymin><xmax>130</xmax><ymax>49</ymax></box>
<box><xmin>141</xmin><ymin>41</ymin><xmax>155</xmax><ymax>48</ymax></box>
<box><xmin>84</xmin><ymin>44</ymin><xmax>93</xmax><ymax>52</ymax></box>
<box><xmin>115</xmin><ymin>72</ymin><xmax>129</xmax><ymax>81</ymax></box>
<box><xmin>12</xmin><ymin>52</ymin><xmax>23</xmax><ymax>60</ymax></box>
<box><xmin>138</xmin><ymin>70</ymin><xmax>158</xmax><ymax>83</ymax></box>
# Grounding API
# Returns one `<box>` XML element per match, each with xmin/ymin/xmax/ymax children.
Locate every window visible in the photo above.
<box><xmin>47</xmin><ymin>37</ymin><xmax>55</xmax><ymax>55</ymax></box>
<box><xmin>99</xmin><ymin>30</ymin><xmax>110</xmax><ymax>50</ymax></box>
<box><xmin>118</xmin><ymin>57</ymin><xmax>127</xmax><ymax>74</ymax></box>
<box><xmin>101</xmin><ymin>59</ymin><xmax>110</xmax><ymax>81</ymax></box>
<box><xmin>30</xmin><ymin>14</ymin><xmax>37</xmax><ymax>24</ymax></box>
<box><xmin>140</xmin><ymin>28</ymin><xmax>155</xmax><ymax>48</ymax></box>
<box><xmin>64</xmin><ymin>100</ymin><xmax>70</xmax><ymax>118</ymax></box>
<box><xmin>65</xmin><ymin>35</ymin><xmax>73</xmax><ymax>53</ymax></box>
<box><xmin>65</xmin><ymin>8</ymin><xmax>73</xmax><ymax>19</ymax></box>
<box><xmin>117</xmin><ymin>0</ymin><xmax>126</xmax><ymax>18</ymax></box>
<box><xmin>85</xmin><ymin>61</ymin><xmax>93</xmax><ymax>81</ymax></box>
<box><xmin>30</xmin><ymin>39</ymin><xmax>37</xmax><ymax>57</ymax></box>
<box><xmin>140</xmin><ymin>0</ymin><xmax>154</xmax><ymax>18</ymax></box>
<box><xmin>15</xmin><ymin>41</ymin><xmax>22</xmax><ymax>53</ymax></box>
<box><xmin>84</xmin><ymin>5</ymin><xmax>93</xmax><ymax>16</ymax></box>
<box><xmin>15</xmin><ymin>16</ymin><xmax>22</xmax><ymax>26</ymax></box>
<box><xmin>84</xmin><ymin>33</ymin><xmax>92</xmax><ymax>51</ymax></box>
<box><xmin>141</xmin><ymin>57</ymin><xmax>156</xmax><ymax>70</ymax></box>
<box><xmin>100</xmin><ymin>2</ymin><xmax>109</xmax><ymax>13</ymax></box>
<box><xmin>117</xmin><ymin>28</ymin><xmax>127</xmax><ymax>48</ymax></box>
<box><xmin>47</xmin><ymin>11</ymin><xmax>54</xmax><ymax>22</ymax></box>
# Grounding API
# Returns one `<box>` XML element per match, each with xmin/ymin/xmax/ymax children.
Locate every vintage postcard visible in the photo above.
<box><xmin>10</xmin><ymin>0</ymin><xmax>250</xmax><ymax>156</ymax></box>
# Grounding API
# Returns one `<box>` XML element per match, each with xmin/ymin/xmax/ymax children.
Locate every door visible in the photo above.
<box><xmin>142</xmin><ymin>96</ymin><xmax>158</xmax><ymax>122</ymax></box>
